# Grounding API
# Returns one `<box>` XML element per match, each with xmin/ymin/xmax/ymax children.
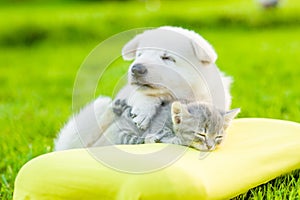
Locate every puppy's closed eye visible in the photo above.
<box><xmin>160</xmin><ymin>54</ymin><xmax>176</xmax><ymax>63</ymax></box>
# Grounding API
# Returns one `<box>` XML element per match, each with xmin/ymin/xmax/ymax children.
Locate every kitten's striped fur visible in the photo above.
<box><xmin>99</xmin><ymin>99</ymin><xmax>239</xmax><ymax>151</ymax></box>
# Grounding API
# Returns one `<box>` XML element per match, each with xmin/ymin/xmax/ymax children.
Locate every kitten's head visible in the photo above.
<box><xmin>171</xmin><ymin>101</ymin><xmax>240</xmax><ymax>151</ymax></box>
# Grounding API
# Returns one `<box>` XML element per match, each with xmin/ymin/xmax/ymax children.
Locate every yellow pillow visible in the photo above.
<box><xmin>14</xmin><ymin>118</ymin><xmax>300</xmax><ymax>200</ymax></box>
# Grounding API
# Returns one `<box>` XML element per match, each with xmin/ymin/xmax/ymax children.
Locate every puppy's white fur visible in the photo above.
<box><xmin>54</xmin><ymin>26</ymin><xmax>232</xmax><ymax>151</ymax></box>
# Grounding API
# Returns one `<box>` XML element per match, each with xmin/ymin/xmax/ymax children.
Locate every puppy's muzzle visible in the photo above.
<box><xmin>131</xmin><ymin>64</ymin><xmax>147</xmax><ymax>76</ymax></box>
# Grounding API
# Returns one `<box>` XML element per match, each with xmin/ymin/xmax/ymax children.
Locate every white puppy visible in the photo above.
<box><xmin>54</xmin><ymin>26</ymin><xmax>232</xmax><ymax>151</ymax></box>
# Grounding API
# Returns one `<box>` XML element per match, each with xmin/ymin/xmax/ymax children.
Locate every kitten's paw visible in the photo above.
<box><xmin>112</xmin><ymin>99</ymin><xmax>128</xmax><ymax>116</ymax></box>
<box><xmin>122</xmin><ymin>134</ymin><xmax>144</xmax><ymax>144</ymax></box>
<box><xmin>145</xmin><ymin>135</ymin><xmax>160</xmax><ymax>143</ymax></box>
<box><xmin>169</xmin><ymin>137</ymin><xmax>182</xmax><ymax>145</ymax></box>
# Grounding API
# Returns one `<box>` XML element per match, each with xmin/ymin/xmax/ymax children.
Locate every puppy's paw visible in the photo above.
<box><xmin>130</xmin><ymin>105</ymin><xmax>155</xmax><ymax>130</ymax></box>
<box><xmin>131</xmin><ymin>111</ymin><xmax>151</xmax><ymax>130</ymax></box>
<box><xmin>128</xmin><ymin>97</ymin><xmax>161</xmax><ymax>130</ymax></box>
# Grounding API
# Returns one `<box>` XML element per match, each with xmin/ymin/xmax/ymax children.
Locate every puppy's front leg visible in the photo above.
<box><xmin>127</xmin><ymin>93</ymin><xmax>162</xmax><ymax>130</ymax></box>
<box><xmin>116</xmin><ymin>85</ymin><xmax>172</xmax><ymax>130</ymax></box>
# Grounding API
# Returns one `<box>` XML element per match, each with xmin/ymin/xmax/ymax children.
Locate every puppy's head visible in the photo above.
<box><xmin>122</xmin><ymin>26</ymin><xmax>217</xmax><ymax>63</ymax></box>
<box><xmin>122</xmin><ymin>27</ymin><xmax>218</xmax><ymax>99</ymax></box>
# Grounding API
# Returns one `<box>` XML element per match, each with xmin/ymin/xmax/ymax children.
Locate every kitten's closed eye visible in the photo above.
<box><xmin>194</xmin><ymin>132</ymin><xmax>206</xmax><ymax>142</ymax></box>
<box><xmin>215</xmin><ymin>135</ymin><xmax>223</xmax><ymax>145</ymax></box>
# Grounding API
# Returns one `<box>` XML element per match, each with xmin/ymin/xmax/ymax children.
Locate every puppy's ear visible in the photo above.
<box><xmin>191</xmin><ymin>40</ymin><xmax>218</xmax><ymax>65</ymax></box>
<box><xmin>122</xmin><ymin>35</ymin><xmax>140</xmax><ymax>61</ymax></box>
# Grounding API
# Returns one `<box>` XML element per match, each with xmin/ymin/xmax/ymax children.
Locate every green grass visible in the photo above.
<box><xmin>1</xmin><ymin>0</ymin><xmax>300</xmax><ymax>199</ymax></box>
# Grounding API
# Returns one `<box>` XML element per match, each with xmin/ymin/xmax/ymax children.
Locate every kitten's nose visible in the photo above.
<box><xmin>131</xmin><ymin>64</ymin><xmax>147</xmax><ymax>76</ymax></box>
<box><xmin>206</xmin><ymin>143</ymin><xmax>214</xmax><ymax>150</ymax></box>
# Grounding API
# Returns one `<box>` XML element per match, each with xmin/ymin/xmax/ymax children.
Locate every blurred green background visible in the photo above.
<box><xmin>0</xmin><ymin>0</ymin><xmax>300</xmax><ymax>199</ymax></box>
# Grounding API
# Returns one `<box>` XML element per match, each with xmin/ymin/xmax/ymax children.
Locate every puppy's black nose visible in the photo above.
<box><xmin>131</xmin><ymin>64</ymin><xmax>147</xmax><ymax>76</ymax></box>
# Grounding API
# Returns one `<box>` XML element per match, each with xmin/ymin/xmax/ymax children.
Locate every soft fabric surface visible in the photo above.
<box><xmin>14</xmin><ymin>118</ymin><xmax>300</xmax><ymax>200</ymax></box>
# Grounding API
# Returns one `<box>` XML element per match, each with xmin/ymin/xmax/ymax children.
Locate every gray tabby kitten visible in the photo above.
<box><xmin>170</xmin><ymin>101</ymin><xmax>240</xmax><ymax>151</ymax></box>
<box><xmin>96</xmin><ymin>99</ymin><xmax>240</xmax><ymax>151</ymax></box>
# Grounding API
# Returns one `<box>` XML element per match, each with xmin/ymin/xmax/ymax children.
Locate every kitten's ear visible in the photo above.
<box><xmin>171</xmin><ymin>101</ymin><xmax>189</xmax><ymax>124</ymax></box>
<box><xmin>171</xmin><ymin>101</ymin><xmax>182</xmax><ymax>124</ymax></box>
<box><xmin>224</xmin><ymin>108</ymin><xmax>241</xmax><ymax>129</ymax></box>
